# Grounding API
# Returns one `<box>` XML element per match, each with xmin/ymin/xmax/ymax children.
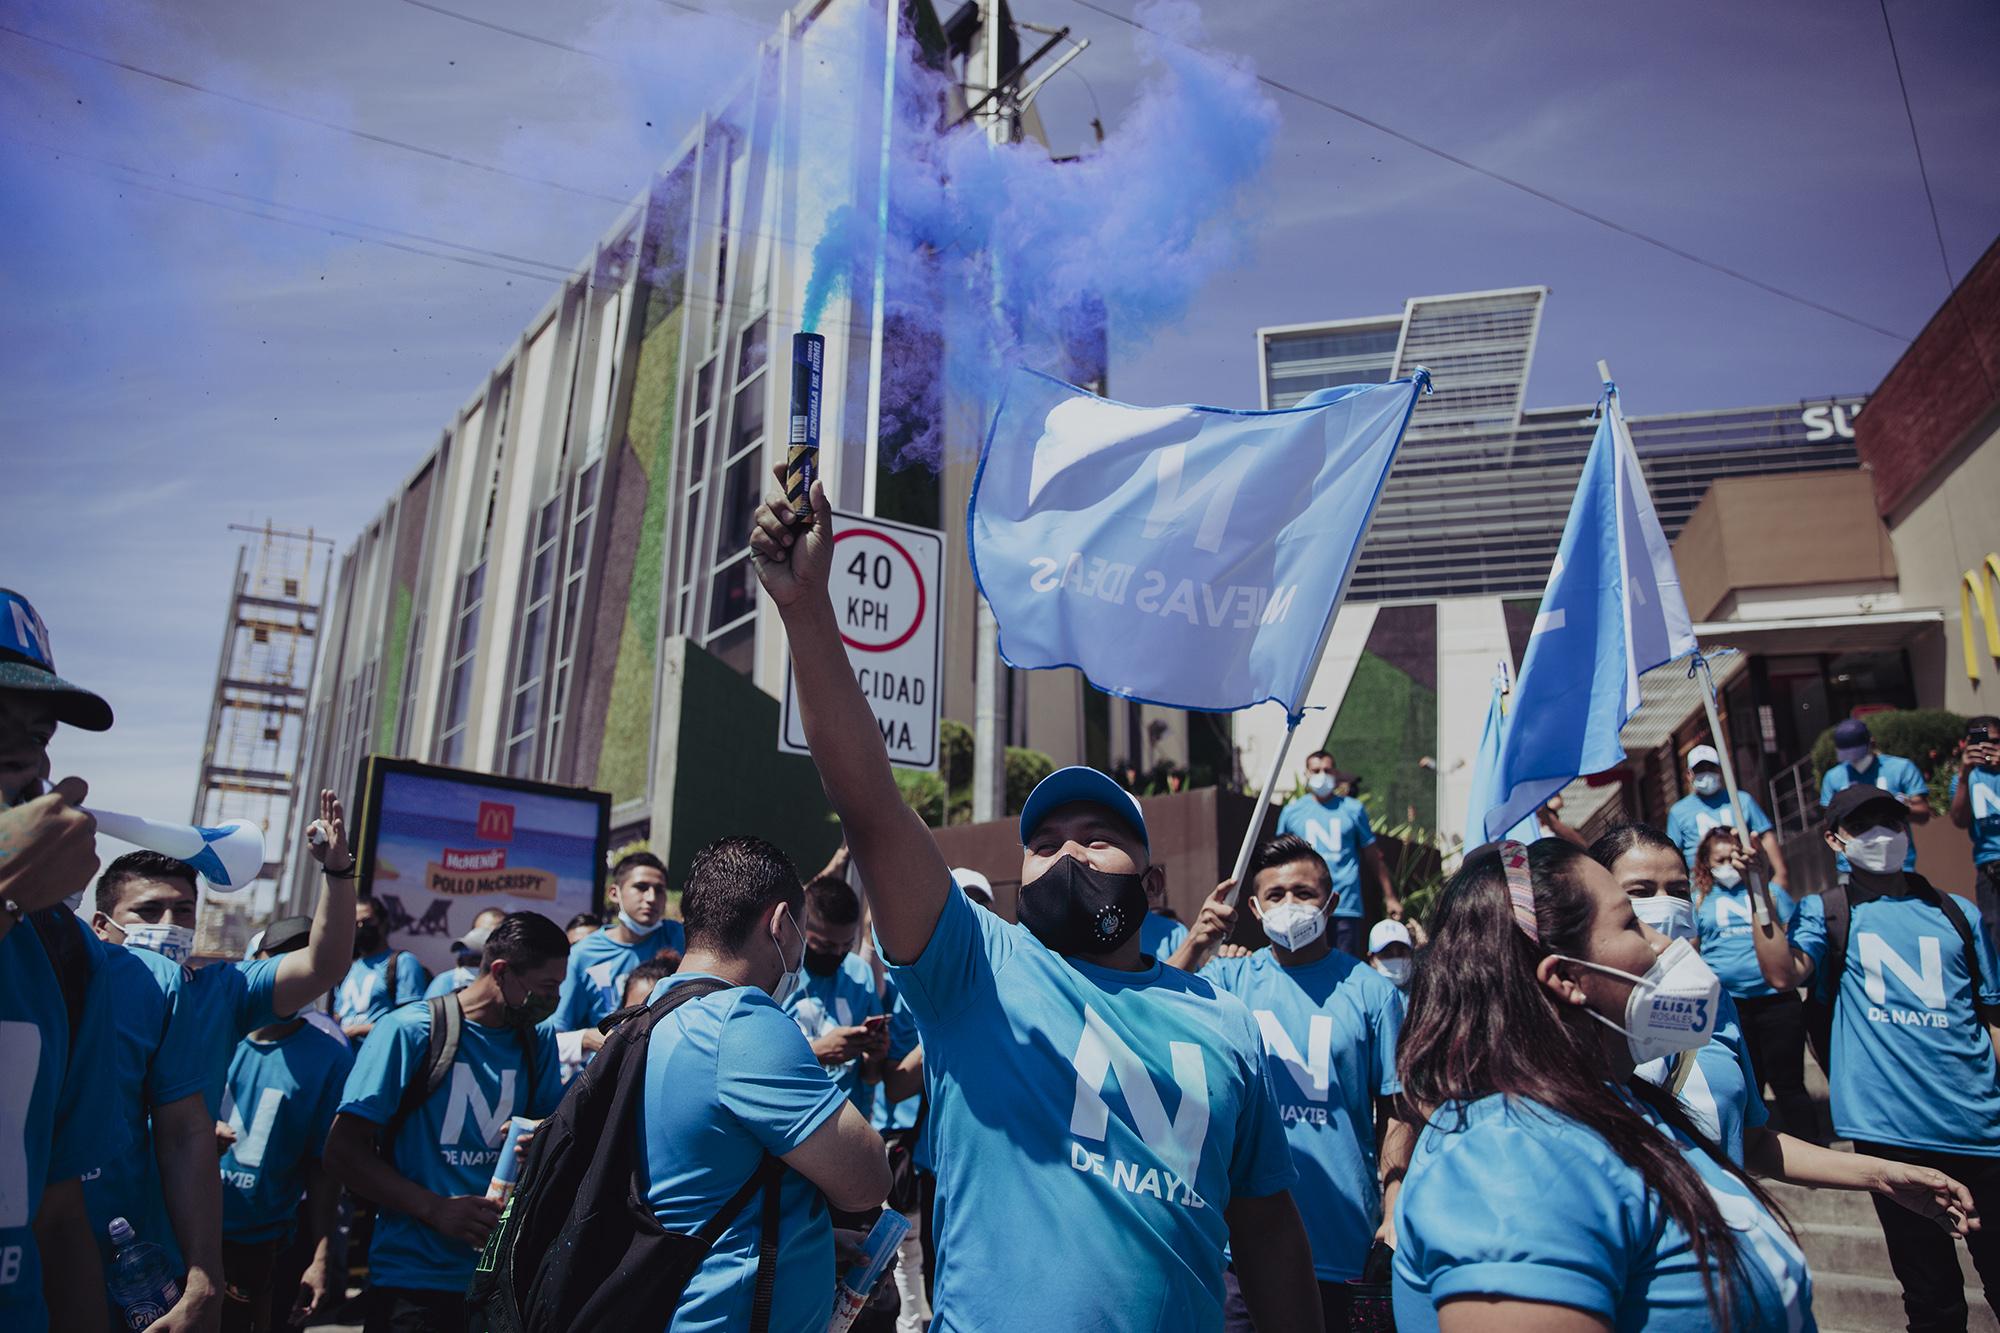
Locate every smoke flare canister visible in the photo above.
<box><xmin>786</xmin><ymin>332</ymin><xmax>824</xmax><ymax>524</ymax></box>
<box><xmin>485</xmin><ymin>1116</ymin><xmax>539</xmax><ymax>1205</ymax></box>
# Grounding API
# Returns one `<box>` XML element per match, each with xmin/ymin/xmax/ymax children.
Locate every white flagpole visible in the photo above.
<box><xmin>1599</xmin><ymin>361</ymin><xmax>1772</xmax><ymax>927</ymax></box>
<box><xmin>1224</xmin><ymin>713</ymin><xmax>1298</xmax><ymax>907</ymax></box>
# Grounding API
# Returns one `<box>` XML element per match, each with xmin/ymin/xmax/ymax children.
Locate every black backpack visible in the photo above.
<box><xmin>467</xmin><ymin>978</ymin><xmax>787</xmax><ymax>1333</ymax></box>
<box><xmin>381</xmin><ymin>995</ymin><xmax>538</xmax><ymax>1160</ymax></box>
<box><xmin>1806</xmin><ymin>873</ymin><xmax>2000</xmax><ymax>1072</ymax></box>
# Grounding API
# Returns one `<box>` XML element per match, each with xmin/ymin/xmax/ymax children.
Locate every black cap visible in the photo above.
<box><xmin>1824</xmin><ymin>783</ymin><xmax>1906</xmax><ymax>832</ymax></box>
<box><xmin>0</xmin><ymin>589</ymin><xmax>113</xmax><ymax>731</ymax></box>
<box><xmin>257</xmin><ymin>915</ymin><xmax>314</xmax><ymax>955</ymax></box>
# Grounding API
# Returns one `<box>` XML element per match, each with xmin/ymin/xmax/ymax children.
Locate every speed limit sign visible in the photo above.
<box><xmin>779</xmin><ymin>509</ymin><xmax>944</xmax><ymax>769</ymax></box>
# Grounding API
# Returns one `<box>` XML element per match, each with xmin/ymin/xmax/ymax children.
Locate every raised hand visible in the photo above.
<box><xmin>749</xmin><ymin>464</ymin><xmax>834</xmax><ymax>608</ymax></box>
<box><xmin>307</xmin><ymin>789</ymin><xmax>353</xmax><ymax>875</ymax></box>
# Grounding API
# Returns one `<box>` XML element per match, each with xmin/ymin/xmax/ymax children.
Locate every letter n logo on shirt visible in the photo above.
<box><xmin>1714</xmin><ymin>896</ymin><xmax>1754</xmax><ymax>930</ymax></box>
<box><xmin>1858</xmin><ymin>932</ymin><xmax>1946</xmax><ymax>1010</ymax></box>
<box><xmin>1068</xmin><ymin>1006</ymin><xmax>1209</xmax><ymax>1182</ymax></box>
<box><xmin>441</xmin><ymin>1065</ymin><xmax>517</xmax><ymax>1146</ymax></box>
<box><xmin>1253</xmin><ymin>1010</ymin><xmax>1332</xmax><ymax>1102</ymax></box>
<box><xmin>222</xmin><ymin>1086</ymin><xmax>286</xmax><ymax>1169</ymax></box>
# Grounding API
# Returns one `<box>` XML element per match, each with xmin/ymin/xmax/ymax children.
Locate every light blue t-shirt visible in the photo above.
<box><xmin>552</xmin><ymin>922</ymin><xmax>687</xmax><ymax>1033</ymax></box>
<box><xmin>783</xmin><ymin>953</ymin><xmax>885</xmax><ymax>1119</ymax></box>
<box><xmin>337</xmin><ymin>1001</ymin><xmax>562</xmax><ymax>1290</ymax></box>
<box><xmin>220</xmin><ymin>1020</ymin><xmax>354</xmax><ymax>1243</ymax></box>
<box><xmin>1140</xmin><ymin>913</ymin><xmax>1189</xmax><ymax>962</ymax></box>
<box><xmin>1820</xmin><ymin>754</ymin><xmax>1926</xmax><ymax>872</ymax></box>
<box><xmin>81</xmin><ymin>945</ymin><xmax>208</xmax><ymax>1279</ymax></box>
<box><xmin>1393</xmin><ymin>1093</ymin><xmax>1813</xmax><ymax>1332</ymax></box>
<box><xmin>1203</xmin><ymin>948</ymin><xmax>1403</xmax><ymax>1280</ymax></box>
<box><xmin>0</xmin><ymin>917</ymin><xmax>128</xmax><ymax>1333</ymax></box>
<box><xmin>334</xmin><ymin>949</ymin><xmax>428</xmax><ymax>1028</ymax></box>
<box><xmin>1951</xmin><ymin>769</ymin><xmax>2000</xmax><ymax>866</ymax></box>
<box><xmin>1276</xmin><ymin>794</ymin><xmax>1375</xmax><ymax>919</ymax></box>
<box><xmin>185</xmin><ymin>957</ymin><xmax>284</xmax><ymax>1116</ymax></box>
<box><xmin>1635</xmin><ymin>992</ymin><xmax>1766</xmax><ymax>1167</ymax></box>
<box><xmin>423</xmin><ymin>965</ymin><xmax>477</xmax><ymax>998</ymax></box>
<box><xmin>641</xmin><ymin>974</ymin><xmax>845</xmax><ymax>1333</ymax></box>
<box><xmin>872</xmin><ymin>981</ymin><xmax>922</xmax><ymax>1136</ymax></box>
<box><xmin>1698</xmin><ymin>883</ymin><xmax>1799</xmax><ymax>999</ymax></box>
<box><xmin>888</xmin><ymin>885</ymin><xmax>1297</xmax><ymax>1331</ymax></box>
<box><xmin>1666</xmin><ymin>789</ymin><xmax>1773</xmax><ymax>868</ymax></box>
<box><xmin>1794</xmin><ymin>888</ymin><xmax>2000</xmax><ymax>1154</ymax></box>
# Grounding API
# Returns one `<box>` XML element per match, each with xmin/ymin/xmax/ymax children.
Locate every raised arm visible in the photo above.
<box><xmin>273</xmin><ymin>790</ymin><xmax>358</xmax><ymax>1018</ymax></box>
<box><xmin>751</xmin><ymin>470</ymin><xmax>950</xmax><ymax>964</ymax></box>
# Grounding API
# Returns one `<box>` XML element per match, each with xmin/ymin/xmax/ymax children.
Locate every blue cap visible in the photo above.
<box><xmin>1018</xmin><ymin>766</ymin><xmax>1148</xmax><ymax>849</ymax></box>
<box><xmin>0</xmin><ymin>589</ymin><xmax>112</xmax><ymax>731</ymax></box>
<box><xmin>1832</xmin><ymin>718</ymin><xmax>1872</xmax><ymax>749</ymax></box>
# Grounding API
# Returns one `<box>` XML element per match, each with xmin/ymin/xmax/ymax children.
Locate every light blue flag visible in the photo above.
<box><xmin>1480</xmin><ymin>393</ymin><xmax>1697</xmax><ymax>840</ymax></box>
<box><xmin>969</xmin><ymin>366</ymin><xmax>1427</xmax><ymax>716</ymax></box>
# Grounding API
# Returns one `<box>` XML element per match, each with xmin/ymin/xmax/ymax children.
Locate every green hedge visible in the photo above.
<box><xmin>1809</xmin><ymin>708</ymin><xmax>1967</xmax><ymax>811</ymax></box>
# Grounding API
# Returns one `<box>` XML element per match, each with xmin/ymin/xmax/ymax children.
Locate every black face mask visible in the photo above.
<box><xmin>803</xmin><ymin>947</ymin><xmax>845</xmax><ymax>977</ymax></box>
<box><xmin>1017</xmin><ymin>856</ymin><xmax>1149</xmax><ymax>956</ymax></box>
<box><xmin>354</xmin><ymin>923</ymin><xmax>384</xmax><ymax>957</ymax></box>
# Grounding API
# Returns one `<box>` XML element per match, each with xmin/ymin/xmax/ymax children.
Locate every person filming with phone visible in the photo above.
<box><xmin>1954</xmin><ymin>716</ymin><xmax>2000</xmax><ymax>953</ymax></box>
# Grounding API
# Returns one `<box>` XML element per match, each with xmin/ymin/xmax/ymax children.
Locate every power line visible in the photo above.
<box><xmin>39</xmin><ymin>155</ymin><xmax>563</xmax><ymax>283</ymax></box>
<box><xmin>390</xmin><ymin>0</ymin><xmax>607</xmax><ymax>61</ymax></box>
<box><xmin>1876</xmin><ymin>0</ymin><xmax>1995</xmax><ymax>399</ymax></box>
<box><xmin>1875</xmin><ymin>0</ymin><xmax>1954</xmax><ymax>291</ymax></box>
<box><xmin>11</xmin><ymin>136</ymin><xmax>580</xmax><ymax>278</ymax></box>
<box><xmin>1066</xmin><ymin>0</ymin><xmax>1912</xmax><ymax>343</ymax></box>
<box><xmin>0</xmin><ymin>20</ymin><xmax>629</xmax><ymax>206</ymax></box>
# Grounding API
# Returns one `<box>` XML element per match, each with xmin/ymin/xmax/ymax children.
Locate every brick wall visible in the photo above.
<box><xmin>1855</xmin><ymin>233</ymin><xmax>2000</xmax><ymax>516</ymax></box>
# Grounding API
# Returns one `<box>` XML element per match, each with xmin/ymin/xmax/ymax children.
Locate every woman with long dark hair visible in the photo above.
<box><xmin>1392</xmin><ymin>837</ymin><xmax>1811</xmax><ymax>1330</ymax></box>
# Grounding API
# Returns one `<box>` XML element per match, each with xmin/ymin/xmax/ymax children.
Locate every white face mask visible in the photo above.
<box><xmin>769</xmin><ymin>908</ymin><xmax>806</xmax><ymax>1006</ymax></box>
<box><xmin>1257</xmin><ymin>898</ymin><xmax>1329</xmax><ymax>951</ymax></box>
<box><xmin>1842</xmin><ymin>825</ymin><xmax>1909</xmax><ymax>875</ymax></box>
<box><xmin>1562</xmin><ymin>938</ymin><xmax>1721</xmax><ymax>1065</ymax></box>
<box><xmin>1691</xmin><ymin>772</ymin><xmax>1722</xmax><ymax>798</ymax></box>
<box><xmin>616</xmin><ymin>909</ymin><xmax>661</xmax><ymax>938</ymax></box>
<box><xmin>1375</xmin><ymin>956</ymin><xmax>1412</xmax><ymax>987</ymax></box>
<box><xmin>1306</xmin><ymin>772</ymin><xmax>1336</xmax><ymax>798</ymax></box>
<box><xmin>1628</xmin><ymin>894</ymin><xmax>1696</xmax><ymax>943</ymax></box>
<box><xmin>1709</xmin><ymin>864</ymin><xmax>1743</xmax><ymax>889</ymax></box>
<box><xmin>123</xmin><ymin>922</ymin><xmax>195</xmax><ymax>965</ymax></box>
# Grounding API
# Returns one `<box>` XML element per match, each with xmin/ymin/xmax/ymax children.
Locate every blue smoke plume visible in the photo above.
<box><xmin>799</xmin><ymin>0</ymin><xmax>1278</xmax><ymax>469</ymax></box>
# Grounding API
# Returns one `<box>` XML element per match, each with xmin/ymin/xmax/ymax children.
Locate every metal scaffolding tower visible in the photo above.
<box><xmin>190</xmin><ymin>521</ymin><xmax>333</xmax><ymax>955</ymax></box>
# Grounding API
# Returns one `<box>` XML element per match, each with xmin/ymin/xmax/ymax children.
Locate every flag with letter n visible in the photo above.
<box><xmin>1480</xmin><ymin>397</ymin><xmax>1697</xmax><ymax>840</ymax></box>
<box><xmin>968</xmin><ymin>367</ymin><xmax>1427</xmax><ymax>715</ymax></box>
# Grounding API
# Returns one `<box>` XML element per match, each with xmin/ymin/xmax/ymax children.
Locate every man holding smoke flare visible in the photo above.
<box><xmin>751</xmin><ymin>471</ymin><xmax>1321</xmax><ymax>1330</ymax></box>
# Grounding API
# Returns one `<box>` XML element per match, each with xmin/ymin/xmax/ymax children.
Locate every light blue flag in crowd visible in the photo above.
<box><xmin>969</xmin><ymin>366</ymin><xmax>1428</xmax><ymax>716</ymax></box>
<box><xmin>1480</xmin><ymin>392</ymin><xmax>1697</xmax><ymax>840</ymax></box>
<box><xmin>1464</xmin><ymin>675</ymin><xmax>1537</xmax><ymax>849</ymax></box>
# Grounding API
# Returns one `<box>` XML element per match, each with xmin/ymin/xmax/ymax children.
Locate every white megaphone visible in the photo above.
<box><xmin>89</xmin><ymin>809</ymin><xmax>268</xmax><ymax>892</ymax></box>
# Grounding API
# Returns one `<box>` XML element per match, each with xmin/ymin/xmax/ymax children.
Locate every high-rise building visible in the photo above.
<box><xmin>1260</xmin><ymin>288</ymin><xmax>1866</xmax><ymax>602</ymax></box>
<box><xmin>1240</xmin><ymin>287</ymin><xmax>1874</xmax><ymax>853</ymax></box>
<box><xmin>280</xmin><ymin>0</ymin><xmax>1214</xmax><ymax>913</ymax></box>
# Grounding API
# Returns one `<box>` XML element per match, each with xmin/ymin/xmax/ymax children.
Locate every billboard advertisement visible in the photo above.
<box><xmin>354</xmin><ymin>756</ymin><xmax>610</xmax><ymax>976</ymax></box>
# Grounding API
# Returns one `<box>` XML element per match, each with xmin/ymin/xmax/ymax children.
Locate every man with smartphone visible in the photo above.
<box><xmin>1952</xmin><ymin>715</ymin><xmax>2000</xmax><ymax>952</ymax></box>
<box><xmin>786</xmin><ymin>875</ymin><xmax>893</xmax><ymax>1118</ymax></box>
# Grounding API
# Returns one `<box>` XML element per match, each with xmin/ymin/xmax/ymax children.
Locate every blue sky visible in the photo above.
<box><xmin>5</xmin><ymin>0</ymin><xmax>1997</xmax><ymax>829</ymax></box>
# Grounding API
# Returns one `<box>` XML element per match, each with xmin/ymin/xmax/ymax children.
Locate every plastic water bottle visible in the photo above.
<box><xmin>106</xmin><ymin>1216</ymin><xmax>181</xmax><ymax>1330</ymax></box>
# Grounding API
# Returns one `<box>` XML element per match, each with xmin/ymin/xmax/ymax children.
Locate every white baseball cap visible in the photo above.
<box><xmin>1368</xmin><ymin>920</ymin><xmax>1412</xmax><ymax>954</ymax></box>
<box><xmin>951</xmin><ymin>868</ymin><xmax>994</xmax><ymax>905</ymax></box>
<box><xmin>1687</xmin><ymin>744</ymin><xmax>1721</xmax><ymax>771</ymax></box>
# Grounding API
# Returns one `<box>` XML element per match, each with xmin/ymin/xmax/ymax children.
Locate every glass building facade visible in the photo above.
<box><xmin>1261</xmin><ymin>288</ymin><xmax>1867</xmax><ymax>603</ymax></box>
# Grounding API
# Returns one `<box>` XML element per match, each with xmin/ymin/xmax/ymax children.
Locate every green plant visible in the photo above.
<box><xmin>941</xmin><ymin>719</ymin><xmax>974</xmax><ymax>793</ymax></box>
<box><xmin>1359</xmin><ymin>795</ymin><xmax>1446</xmax><ymax>923</ymax></box>
<box><xmin>1004</xmin><ymin>746</ymin><xmax>1057</xmax><ymax>817</ymax></box>
<box><xmin>895</xmin><ymin>768</ymin><xmax>947</xmax><ymax>828</ymax></box>
<box><xmin>1809</xmin><ymin>709</ymin><xmax>1966</xmax><ymax>809</ymax></box>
